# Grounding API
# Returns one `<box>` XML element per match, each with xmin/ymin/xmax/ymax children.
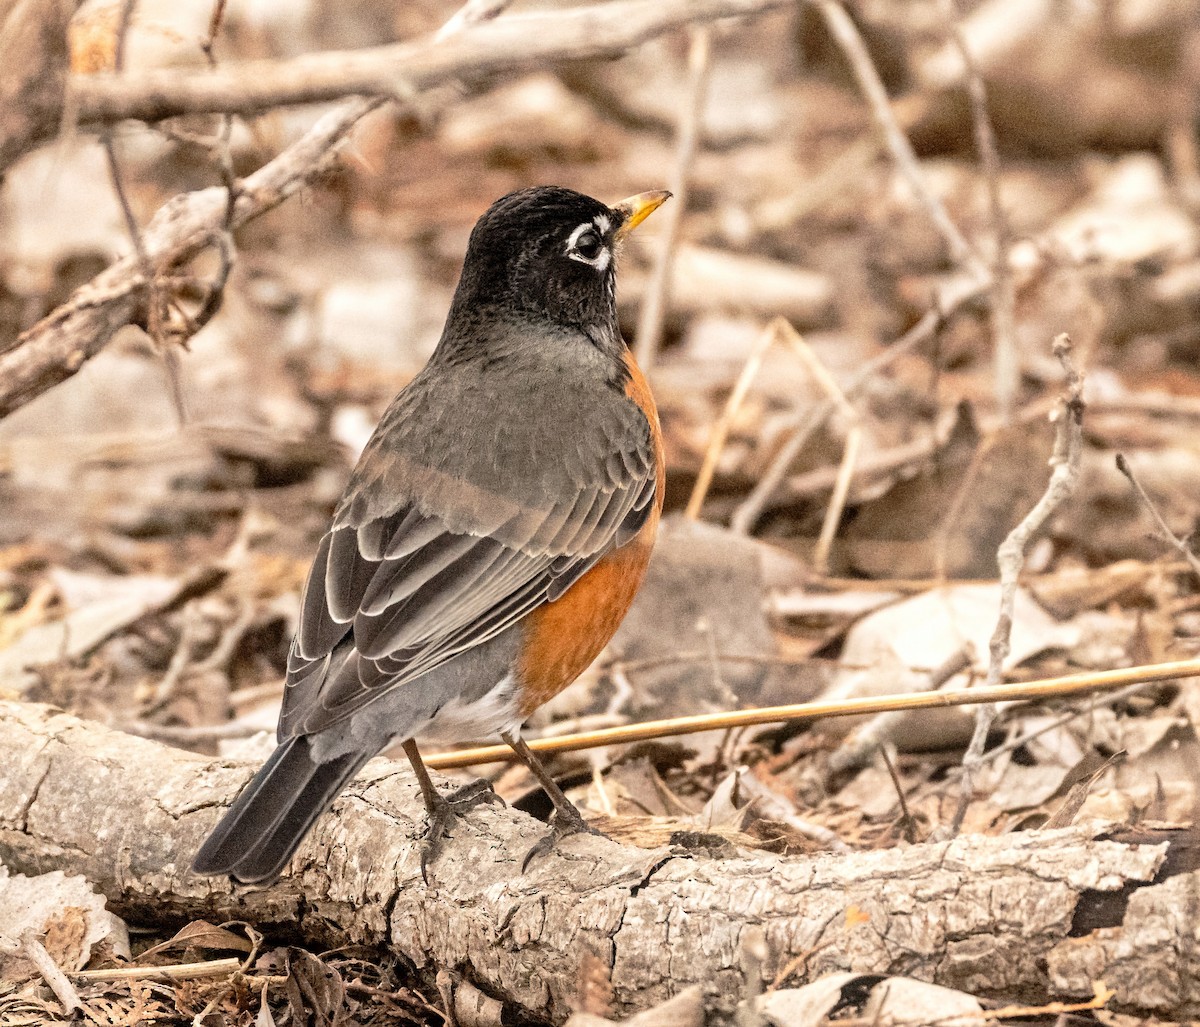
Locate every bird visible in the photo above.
<box><xmin>193</xmin><ymin>185</ymin><xmax>670</xmax><ymax>884</ymax></box>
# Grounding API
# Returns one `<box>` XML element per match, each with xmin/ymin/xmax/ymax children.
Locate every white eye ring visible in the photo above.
<box><xmin>566</xmin><ymin>220</ymin><xmax>612</xmax><ymax>271</ymax></box>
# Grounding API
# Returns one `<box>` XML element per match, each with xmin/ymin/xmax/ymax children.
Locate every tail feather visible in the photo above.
<box><xmin>192</xmin><ymin>737</ymin><xmax>369</xmax><ymax>884</ymax></box>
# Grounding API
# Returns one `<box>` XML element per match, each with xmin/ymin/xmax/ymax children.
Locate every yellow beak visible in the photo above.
<box><xmin>612</xmin><ymin>190</ymin><xmax>672</xmax><ymax>242</ymax></box>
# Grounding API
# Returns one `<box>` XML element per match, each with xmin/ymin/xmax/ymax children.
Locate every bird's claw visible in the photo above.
<box><xmin>520</xmin><ymin>805</ymin><xmax>604</xmax><ymax>872</ymax></box>
<box><xmin>419</xmin><ymin>779</ymin><xmax>503</xmax><ymax>882</ymax></box>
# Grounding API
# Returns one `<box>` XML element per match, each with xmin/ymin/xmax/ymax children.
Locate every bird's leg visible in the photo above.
<box><xmin>501</xmin><ymin>731</ymin><xmax>604</xmax><ymax>869</ymax></box>
<box><xmin>401</xmin><ymin>739</ymin><xmax>499</xmax><ymax>881</ymax></box>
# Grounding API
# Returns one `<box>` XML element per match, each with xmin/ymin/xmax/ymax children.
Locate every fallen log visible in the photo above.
<box><xmin>0</xmin><ymin>700</ymin><xmax>1190</xmax><ymax>1022</ymax></box>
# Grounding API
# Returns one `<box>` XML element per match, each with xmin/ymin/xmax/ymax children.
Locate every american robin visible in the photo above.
<box><xmin>193</xmin><ymin>185</ymin><xmax>670</xmax><ymax>884</ymax></box>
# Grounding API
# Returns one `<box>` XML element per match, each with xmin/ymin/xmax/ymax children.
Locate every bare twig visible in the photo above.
<box><xmin>634</xmin><ymin>24</ymin><xmax>712</xmax><ymax>371</ymax></box>
<box><xmin>71</xmin><ymin>0</ymin><xmax>796</xmax><ymax>125</ymax></box>
<box><xmin>687</xmin><ymin>318</ymin><xmax>863</xmax><ymax>551</ymax></box>
<box><xmin>777</xmin><ymin>332</ymin><xmax>862</xmax><ymax>573</ymax></box>
<box><xmin>946</xmin><ymin>0</ymin><xmax>1018</xmax><ymax>421</ymax></box>
<box><xmin>731</xmin><ymin>400</ymin><xmax>829</xmax><ymax>535</ymax></box>
<box><xmin>1115</xmin><ymin>453</ymin><xmax>1200</xmax><ymax>583</ymax></box>
<box><xmin>815</xmin><ymin>0</ymin><xmax>980</xmax><ymax>273</ymax></box>
<box><xmin>730</xmin><ymin>273</ymin><xmax>989</xmax><ymax>534</ymax></box>
<box><xmin>21</xmin><ymin>931</ymin><xmax>84</xmax><ymax>1015</ymax></box>
<box><xmin>421</xmin><ymin>653</ymin><xmax>1196</xmax><ymax>770</ymax></box>
<box><xmin>0</xmin><ymin>96</ymin><xmax>381</xmax><ymax>419</ymax></box>
<box><xmin>978</xmin><ymin>681</ymin><xmax>1155</xmax><ymax>767</ymax></box>
<box><xmin>945</xmin><ymin>333</ymin><xmax>1084</xmax><ymax>835</ymax></box>
<box><xmin>879</xmin><ymin>745</ymin><xmax>918</xmax><ymax>843</ymax></box>
<box><xmin>186</xmin><ymin>0</ymin><xmax>238</xmax><ymax>342</ymax></box>
<box><xmin>684</xmin><ymin>319</ymin><xmax>777</xmax><ymax>520</ymax></box>
<box><xmin>146</xmin><ymin>605</ymin><xmax>204</xmax><ymax>712</ymax></box>
<box><xmin>5</xmin><ymin>0</ymin><xmax>793</xmax><ymax>420</ymax></box>
<box><xmin>73</xmin><ymin>958</ymin><xmax>242</xmax><ymax>983</ymax></box>
<box><xmin>102</xmin><ymin>0</ymin><xmax>190</xmax><ymax>422</ymax></box>
<box><xmin>121</xmin><ymin>720</ymin><xmax>263</xmax><ymax>742</ymax></box>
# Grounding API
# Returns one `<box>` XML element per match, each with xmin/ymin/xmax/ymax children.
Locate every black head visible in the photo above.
<box><xmin>441</xmin><ymin>186</ymin><xmax>669</xmax><ymax>355</ymax></box>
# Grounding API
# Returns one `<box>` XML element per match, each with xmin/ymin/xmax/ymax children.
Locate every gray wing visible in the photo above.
<box><xmin>279</xmin><ymin>389</ymin><xmax>657</xmax><ymax>740</ymax></box>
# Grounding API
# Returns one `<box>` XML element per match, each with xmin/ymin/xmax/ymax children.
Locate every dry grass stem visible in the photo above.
<box><xmin>813</xmin><ymin>423</ymin><xmax>861</xmax><ymax>574</ymax></box>
<box><xmin>684</xmin><ymin>318</ymin><xmax>777</xmax><ymax>519</ymax></box>
<box><xmin>73</xmin><ymin>958</ymin><xmax>243</xmax><ymax>983</ymax></box>
<box><xmin>686</xmin><ymin>314</ymin><xmax>796</xmax><ymax>520</ymax></box>
<box><xmin>730</xmin><ymin>276</ymin><xmax>987</xmax><ymax>534</ymax></box>
<box><xmin>422</xmin><ymin>653</ymin><xmax>1195</xmax><ymax>769</ymax></box>
<box><xmin>688</xmin><ymin>317</ymin><xmax>862</xmax><ymax>546</ymax></box>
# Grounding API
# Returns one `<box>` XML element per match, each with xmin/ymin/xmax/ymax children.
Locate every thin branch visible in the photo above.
<box><xmin>978</xmin><ymin>680</ymin><xmax>1155</xmax><ymax>767</ymax></box>
<box><xmin>730</xmin><ymin>273</ymin><xmax>988</xmax><ymax>534</ymax></box>
<box><xmin>71</xmin><ymin>0</ymin><xmax>797</xmax><ymax>125</ymax></box>
<box><xmin>879</xmin><ymin>745</ymin><xmax>918</xmax><ymax>843</ymax></box>
<box><xmin>0</xmin><ymin>96</ymin><xmax>382</xmax><ymax>419</ymax></box>
<box><xmin>945</xmin><ymin>333</ymin><xmax>1084</xmax><ymax>835</ymax></box>
<box><xmin>21</xmin><ymin>931</ymin><xmax>85</xmax><ymax>1015</ymax></box>
<box><xmin>73</xmin><ymin>958</ymin><xmax>242</xmax><ymax>983</ymax></box>
<box><xmin>634</xmin><ymin>24</ymin><xmax>712</xmax><ymax>371</ymax></box>
<box><xmin>102</xmin><ymin>0</ymin><xmax>190</xmax><ymax>422</ymax></box>
<box><xmin>1115</xmin><ymin>453</ymin><xmax>1200</xmax><ymax>583</ymax></box>
<box><xmin>815</xmin><ymin>0</ymin><xmax>981</xmax><ymax>274</ymax></box>
<box><xmin>420</xmin><ymin>653</ymin><xmax>1197</xmax><ymax>770</ymax></box>
<box><xmin>186</xmin><ymin>0</ymin><xmax>238</xmax><ymax>343</ymax></box>
<box><xmin>946</xmin><ymin>0</ymin><xmax>1018</xmax><ymax>421</ymax></box>
<box><xmin>4</xmin><ymin>0</ymin><xmax>794</xmax><ymax>420</ymax></box>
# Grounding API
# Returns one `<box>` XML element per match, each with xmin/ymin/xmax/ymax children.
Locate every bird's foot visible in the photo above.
<box><xmin>521</xmin><ymin>802</ymin><xmax>605</xmax><ymax>871</ymax></box>
<box><xmin>420</xmin><ymin>779</ymin><xmax>503</xmax><ymax>882</ymax></box>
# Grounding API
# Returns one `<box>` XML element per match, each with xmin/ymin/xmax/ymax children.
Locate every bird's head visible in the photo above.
<box><xmin>443</xmin><ymin>186</ymin><xmax>670</xmax><ymax>356</ymax></box>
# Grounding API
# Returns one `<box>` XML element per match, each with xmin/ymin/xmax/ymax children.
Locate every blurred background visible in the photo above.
<box><xmin>4</xmin><ymin>0</ymin><xmax>1200</xmax><ymax>872</ymax></box>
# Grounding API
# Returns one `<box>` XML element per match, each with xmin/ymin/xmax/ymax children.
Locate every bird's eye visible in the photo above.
<box><xmin>574</xmin><ymin>230</ymin><xmax>603</xmax><ymax>260</ymax></box>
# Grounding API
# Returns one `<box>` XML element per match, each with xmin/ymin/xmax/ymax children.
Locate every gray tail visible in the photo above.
<box><xmin>192</xmin><ymin>736</ymin><xmax>369</xmax><ymax>884</ymax></box>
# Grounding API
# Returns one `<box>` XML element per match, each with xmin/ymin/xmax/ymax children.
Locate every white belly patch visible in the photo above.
<box><xmin>412</xmin><ymin>674</ymin><xmax>524</xmax><ymax>743</ymax></box>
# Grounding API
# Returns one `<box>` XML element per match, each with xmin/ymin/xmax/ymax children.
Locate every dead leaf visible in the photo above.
<box><xmin>284</xmin><ymin>948</ymin><xmax>349</xmax><ymax>1027</ymax></box>
<box><xmin>136</xmin><ymin>920</ymin><xmax>253</xmax><ymax>961</ymax></box>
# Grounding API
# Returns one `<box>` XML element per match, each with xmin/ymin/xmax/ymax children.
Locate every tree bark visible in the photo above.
<box><xmin>0</xmin><ymin>700</ymin><xmax>1191</xmax><ymax>1022</ymax></box>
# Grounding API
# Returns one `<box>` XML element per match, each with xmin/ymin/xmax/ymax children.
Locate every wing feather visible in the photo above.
<box><xmin>280</xmin><ymin>386</ymin><xmax>658</xmax><ymax>738</ymax></box>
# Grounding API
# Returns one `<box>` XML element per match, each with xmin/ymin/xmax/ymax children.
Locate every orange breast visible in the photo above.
<box><xmin>516</xmin><ymin>352</ymin><xmax>665</xmax><ymax>715</ymax></box>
